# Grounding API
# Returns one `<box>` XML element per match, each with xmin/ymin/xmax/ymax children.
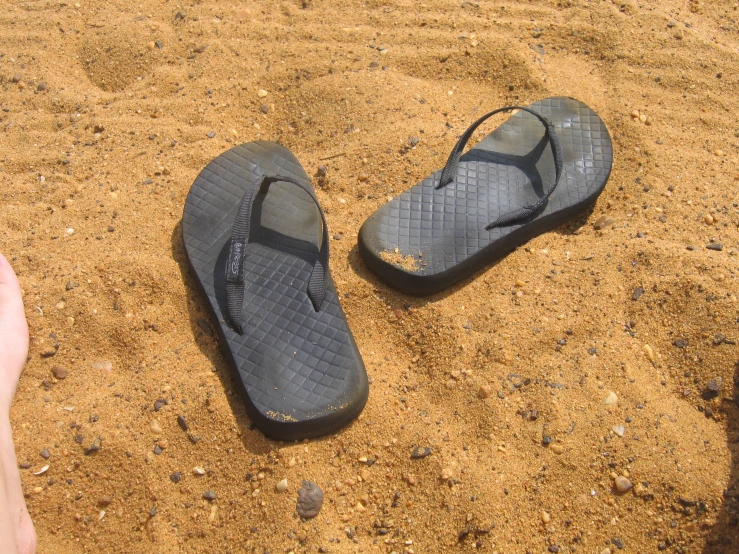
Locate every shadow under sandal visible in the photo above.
<box><xmin>183</xmin><ymin>141</ymin><xmax>368</xmax><ymax>440</ymax></box>
<box><xmin>358</xmin><ymin>96</ymin><xmax>613</xmax><ymax>295</ymax></box>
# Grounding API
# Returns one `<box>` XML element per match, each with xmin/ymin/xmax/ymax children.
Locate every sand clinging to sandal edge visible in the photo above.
<box><xmin>1</xmin><ymin>0</ymin><xmax>738</xmax><ymax>552</ymax></box>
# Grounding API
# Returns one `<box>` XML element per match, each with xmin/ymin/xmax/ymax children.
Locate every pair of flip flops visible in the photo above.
<box><xmin>182</xmin><ymin>97</ymin><xmax>613</xmax><ymax>440</ymax></box>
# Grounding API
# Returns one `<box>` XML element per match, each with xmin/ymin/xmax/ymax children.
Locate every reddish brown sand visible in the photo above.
<box><xmin>1</xmin><ymin>0</ymin><xmax>738</xmax><ymax>552</ymax></box>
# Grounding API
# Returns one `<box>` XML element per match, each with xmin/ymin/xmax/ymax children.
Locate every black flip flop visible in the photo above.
<box><xmin>358</xmin><ymin>97</ymin><xmax>613</xmax><ymax>295</ymax></box>
<box><xmin>182</xmin><ymin>141</ymin><xmax>368</xmax><ymax>440</ymax></box>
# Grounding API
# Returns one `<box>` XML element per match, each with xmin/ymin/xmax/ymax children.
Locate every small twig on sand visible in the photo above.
<box><xmin>319</xmin><ymin>152</ymin><xmax>347</xmax><ymax>161</ymax></box>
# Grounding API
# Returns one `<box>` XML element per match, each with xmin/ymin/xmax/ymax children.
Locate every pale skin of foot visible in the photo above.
<box><xmin>0</xmin><ymin>252</ymin><xmax>37</xmax><ymax>554</ymax></box>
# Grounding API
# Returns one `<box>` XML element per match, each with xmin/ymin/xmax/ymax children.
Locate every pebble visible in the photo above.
<box><xmin>203</xmin><ymin>490</ymin><xmax>216</xmax><ymax>501</ymax></box>
<box><xmin>208</xmin><ymin>504</ymin><xmax>217</xmax><ymax>523</ymax></box>
<box><xmin>603</xmin><ymin>391</ymin><xmax>618</xmax><ymax>405</ymax></box>
<box><xmin>193</xmin><ymin>466</ymin><xmax>206</xmax><ymax>475</ymax></box>
<box><xmin>10</xmin><ymin>73</ymin><xmax>22</xmax><ymax>83</ymax></box>
<box><xmin>541</xmin><ymin>510</ymin><xmax>551</xmax><ymax>523</ymax></box>
<box><xmin>84</xmin><ymin>438</ymin><xmax>101</xmax><ymax>455</ymax></box>
<box><xmin>93</xmin><ymin>124</ymin><xmax>105</xmax><ymax>134</ymax></box>
<box><xmin>170</xmin><ymin>472</ymin><xmax>182</xmax><ymax>484</ymax></box>
<box><xmin>631</xmin><ymin>287</ymin><xmax>644</xmax><ymax>301</ymax></box>
<box><xmin>177</xmin><ymin>415</ymin><xmax>189</xmax><ymax>432</ymax></box>
<box><xmin>260</xmin><ymin>104</ymin><xmax>269</xmax><ymax>114</ymax></box>
<box><xmin>593</xmin><ymin>215</ymin><xmax>615</xmax><ymax>230</ymax></box>
<box><xmin>154</xmin><ymin>398</ymin><xmax>168</xmax><ymax>411</ymax></box>
<box><xmin>91</xmin><ymin>360</ymin><xmax>112</xmax><ymax>372</ymax></box>
<box><xmin>612</xmin><ymin>425</ymin><xmax>625</xmax><ymax>437</ymax></box>
<box><xmin>706</xmin><ymin>243</ymin><xmax>723</xmax><ymax>251</ymax></box>
<box><xmin>297</xmin><ymin>481</ymin><xmax>324</xmax><ymax>519</ymax></box>
<box><xmin>98</xmin><ymin>496</ymin><xmax>112</xmax><ymax>507</ymax></box>
<box><xmin>206</xmin><ymin>131</ymin><xmax>216</xmax><ymax>138</ymax></box>
<box><xmin>150</xmin><ymin>419</ymin><xmax>162</xmax><ymax>434</ymax></box>
<box><xmin>37</xmin><ymin>82</ymin><xmax>47</xmax><ymax>91</ymax></box>
<box><xmin>441</xmin><ymin>467</ymin><xmax>454</xmax><ymax>480</ymax></box>
<box><xmin>275</xmin><ymin>479</ymin><xmax>288</xmax><ymax>493</ymax></box>
<box><xmin>40</xmin><ymin>345</ymin><xmax>58</xmax><ymax>358</ymax></box>
<box><xmin>257</xmin><ymin>89</ymin><xmax>268</xmax><ymax>98</ymax></box>
<box><xmin>477</xmin><ymin>385</ymin><xmax>493</xmax><ymax>399</ymax></box>
<box><xmin>296</xmin><ymin>529</ymin><xmax>308</xmax><ymax>542</ymax></box>
<box><xmin>704</xmin><ymin>213</ymin><xmax>714</xmax><ymax>225</ymax></box>
<box><xmin>707</xmin><ymin>378</ymin><xmax>722</xmax><ymax>393</ymax></box>
<box><xmin>550</xmin><ymin>444</ymin><xmax>564</xmax><ymax>454</ymax></box>
<box><xmin>614</xmin><ymin>475</ymin><xmax>632</xmax><ymax>493</ymax></box>
<box><xmin>40</xmin><ymin>449</ymin><xmax>50</xmax><ymax>459</ymax></box>
<box><xmin>410</xmin><ymin>446</ymin><xmax>432</xmax><ymax>459</ymax></box>
<box><xmin>153</xmin><ymin>445</ymin><xmax>163</xmax><ymax>455</ymax></box>
<box><xmin>52</xmin><ymin>365</ymin><xmax>67</xmax><ymax>379</ymax></box>
<box><xmin>644</xmin><ymin>344</ymin><xmax>655</xmax><ymax>362</ymax></box>
<box><xmin>196</xmin><ymin>318</ymin><xmax>214</xmax><ymax>336</ymax></box>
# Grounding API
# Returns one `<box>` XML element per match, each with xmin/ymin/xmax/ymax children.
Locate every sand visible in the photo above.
<box><xmin>1</xmin><ymin>0</ymin><xmax>738</xmax><ymax>552</ymax></box>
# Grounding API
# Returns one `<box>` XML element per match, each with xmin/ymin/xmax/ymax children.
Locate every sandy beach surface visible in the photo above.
<box><xmin>1</xmin><ymin>0</ymin><xmax>738</xmax><ymax>552</ymax></box>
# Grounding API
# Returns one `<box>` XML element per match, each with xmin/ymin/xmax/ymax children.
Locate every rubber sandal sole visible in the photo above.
<box><xmin>183</xmin><ymin>141</ymin><xmax>368</xmax><ymax>440</ymax></box>
<box><xmin>358</xmin><ymin>97</ymin><xmax>613</xmax><ymax>295</ymax></box>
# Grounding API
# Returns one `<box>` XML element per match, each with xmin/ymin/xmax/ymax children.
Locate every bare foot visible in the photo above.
<box><xmin>0</xmin><ymin>253</ymin><xmax>36</xmax><ymax>554</ymax></box>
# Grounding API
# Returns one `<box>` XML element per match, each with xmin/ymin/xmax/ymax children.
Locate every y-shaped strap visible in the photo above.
<box><xmin>225</xmin><ymin>175</ymin><xmax>329</xmax><ymax>334</ymax></box>
<box><xmin>436</xmin><ymin>106</ymin><xmax>565</xmax><ymax>230</ymax></box>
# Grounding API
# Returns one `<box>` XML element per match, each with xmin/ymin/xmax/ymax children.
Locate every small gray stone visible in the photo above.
<box><xmin>297</xmin><ymin>481</ymin><xmax>323</xmax><ymax>519</ymax></box>
<box><xmin>203</xmin><ymin>490</ymin><xmax>216</xmax><ymax>501</ymax></box>
<box><xmin>177</xmin><ymin>415</ymin><xmax>189</xmax><ymax>432</ymax></box>
<box><xmin>154</xmin><ymin>398</ymin><xmax>168</xmax><ymax>411</ymax></box>
<box><xmin>632</xmin><ymin>287</ymin><xmax>644</xmax><ymax>301</ymax></box>
<box><xmin>196</xmin><ymin>318</ymin><xmax>213</xmax><ymax>336</ymax></box>
<box><xmin>410</xmin><ymin>447</ymin><xmax>432</xmax><ymax>459</ymax></box>
<box><xmin>707</xmin><ymin>378</ymin><xmax>722</xmax><ymax>392</ymax></box>
<box><xmin>614</xmin><ymin>475</ymin><xmax>632</xmax><ymax>493</ymax></box>
<box><xmin>206</xmin><ymin>131</ymin><xmax>216</xmax><ymax>138</ymax></box>
<box><xmin>40</xmin><ymin>448</ymin><xmax>50</xmax><ymax>459</ymax></box>
<box><xmin>706</xmin><ymin>243</ymin><xmax>723</xmax><ymax>251</ymax></box>
<box><xmin>37</xmin><ymin>82</ymin><xmax>47</xmax><ymax>91</ymax></box>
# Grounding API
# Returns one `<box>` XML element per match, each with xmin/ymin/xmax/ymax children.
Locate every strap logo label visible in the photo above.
<box><xmin>227</xmin><ymin>241</ymin><xmax>244</xmax><ymax>282</ymax></box>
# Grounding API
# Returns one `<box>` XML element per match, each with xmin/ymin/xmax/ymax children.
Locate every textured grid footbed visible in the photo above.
<box><xmin>358</xmin><ymin>97</ymin><xmax>613</xmax><ymax>295</ymax></box>
<box><xmin>182</xmin><ymin>141</ymin><xmax>368</xmax><ymax>440</ymax></box>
